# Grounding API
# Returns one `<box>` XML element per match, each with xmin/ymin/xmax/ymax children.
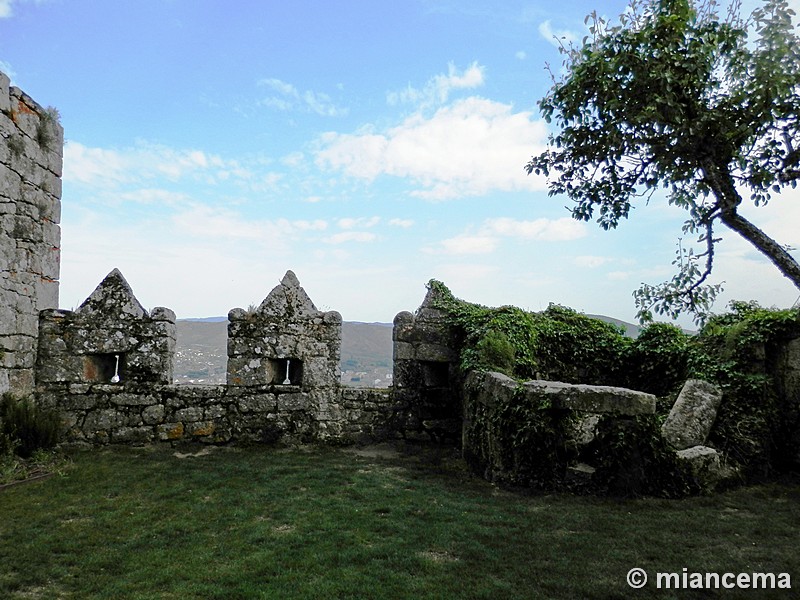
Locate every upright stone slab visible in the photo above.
<box><xmin>0</xmin><ymin>70</ymin><xmax>63</xmax><ymax>394</ymax></box>
<box><xmin>661</xmin><ymin>379</ymin><xmax>723</xmax><ymax>450</ymax></box>
<box><xmin>36</xmin><ymin>269</ymin><xmax>176</xmax><ymax>386</ymax></box>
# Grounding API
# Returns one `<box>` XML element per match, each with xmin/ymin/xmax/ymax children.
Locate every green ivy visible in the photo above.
<box><xmin>430</xmin><ymin>280</ymin><xmax>800</xmax><ymax>491</ymax></box>
<box><xmin>690</xmin><ymin>302</ymin><xmax>800</xmax><ymax>476</ymax></box>
<box><xmin>589</xmin><ymin>415</ymin><xmax>698</xmax><ymax>498</ymax></box>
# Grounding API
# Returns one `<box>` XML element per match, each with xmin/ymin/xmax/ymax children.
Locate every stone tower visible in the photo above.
<box><xmin>0</xmin><ymin>71</ymin><xmax>63</xmax><ymax>394</ymax></box>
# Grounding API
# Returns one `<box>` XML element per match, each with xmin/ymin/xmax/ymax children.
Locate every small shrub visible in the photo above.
<box><xmin>589</xmin><ymin>415</ymin><xmax>697</xmax><ymax>498</ymax></box>
<box><xmin>624</xmin><ymin>322</ymin><xmax>691</xmax><ymax>396</ymax></box>
<box><xmin>7</xmin><ymin>134</ymin><xmax>25</xmax><ymax>158</ymax></box>
<box><xmin>0</xmin><ymin>417</ymin><xmax>19</xmax><ymax>458</ymax></box>
<box><xmin>35</xmin><ymin>106</ymin><xmax>61</xmax><ymax>150</ymax></box>
<box><xmin>0</xmin><ymin>393</ymin><xmax>61</xmax><ymax>459</ymax></box>
<box><xmin>474</xmin><ymin>329</ymin><xmax>516</xmax><ymax>375</ymax></box>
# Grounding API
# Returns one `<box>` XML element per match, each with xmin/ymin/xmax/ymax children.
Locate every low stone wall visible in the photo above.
<box><xmin>462</xmin><ymin>371</ymin><xmax>657</xmax><ymax>488</ymax></box>
<box><xmin>37</xmin><ymin>382</ymin><xmax>395</xmax><ymax>446</ymax></box>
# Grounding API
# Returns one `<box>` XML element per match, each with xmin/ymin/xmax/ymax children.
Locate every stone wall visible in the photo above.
<box><xmin>462</xmin><ymin>370</ymin><xmax>658</xmax><ymax>489</ymax></box>
<box><xmin>36</xmin><ymin>269</ymin><xmax>396</xmax><ymax>446</ymax></box>
<box><xmin>392</xmin><ymin>284</ymin><xmax>461</xmax><ymax>440</ymax></box>
<box><xmin>0</xmin><ymin>71</ymin><xmax>63</xmax><ymax>394</ymax></box>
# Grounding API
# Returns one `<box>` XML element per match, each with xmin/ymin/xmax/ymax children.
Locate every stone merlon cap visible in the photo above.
<box><xmin>258</xmin><ymin>270</ymin><xmax>319</xmax><ymax>317</ymax></box>
<box><xmin>76</xmin><ymin>268</ymin><xmax>148</xmax><ymax>320</ymax></box>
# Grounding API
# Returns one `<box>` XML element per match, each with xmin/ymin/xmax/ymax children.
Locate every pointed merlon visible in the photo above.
<box><xmin>258</xmin><ymin>270</ymin><xmax>319</xmax><ymax>318</ymax></box>
<box><xmin>76</xmin><ymin>268</ymin><xmax>148</xmax><ymax>321</ymax></box>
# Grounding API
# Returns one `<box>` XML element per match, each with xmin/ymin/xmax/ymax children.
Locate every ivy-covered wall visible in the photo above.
<box><xmin>426</xmin><ymin>281</ymin><xmax>800</xmax><ymax>492</ymax></box>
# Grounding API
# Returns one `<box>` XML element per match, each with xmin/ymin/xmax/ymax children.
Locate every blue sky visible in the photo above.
<box><xmin>2</xmin><ymin>0</ymin><xmax>799</xmax><ymax>324</ymax></box>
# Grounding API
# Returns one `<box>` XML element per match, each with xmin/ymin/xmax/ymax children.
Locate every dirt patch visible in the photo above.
<box><xmin>419</xmin><ymin>550</ymin><xmax>459</xmax><ymax>564</ymax></box>
<box><xmin>173</xmin><ymin>446</ymin><xmax>219</xmax><ymax>459</ymax></box>
<box><xmin>343</xmin><ymin>444</ymin><xmax>402</xmax><ymax>460</ymax></box>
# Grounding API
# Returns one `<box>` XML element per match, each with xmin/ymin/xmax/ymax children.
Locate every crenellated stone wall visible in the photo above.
<box><xmin>35</xmin><ymin>269</ymin><xmax>396</xmax><ymax>446</ymax></box>
<box><xmin>0</xmin><ymin>71</ymin><xmax>63</xmax><ymax>394</ymax></box>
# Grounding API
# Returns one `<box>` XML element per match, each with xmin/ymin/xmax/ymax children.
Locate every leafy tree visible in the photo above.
<box><xmin>527</xmin><ymin>0</ymin><xmax>800</xmax><ymax>324</ymax></box>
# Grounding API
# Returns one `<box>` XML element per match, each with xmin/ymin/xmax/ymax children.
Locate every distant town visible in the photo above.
<box><xmin>174</xmin><ymin>320</ymin><xmax>394</xmax><ymax>388</ymax></box>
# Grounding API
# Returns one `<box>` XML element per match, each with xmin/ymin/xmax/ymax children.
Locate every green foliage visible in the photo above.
<box><xmin>528</xmin><ymin>0</ymin><xmax>800</xmax><ymax>324</ymax></box>
<box><xmin>433</xmin><ymin>278</ymin><xmax>800</xmax><ymax>486</ymax></box>
<box><xmin>0</xmin><ymin>417</ymin><xmax>19</xmax><ymax>458</ymax></box>
<box><xmin>589</xmin><ymin>415</ymin><xmax>698</xmax><ymax>497</ymax></box>
<box><xmin>35</xmin><ymin>106</ymin><xmax>61</xmax><ymax>150</ymax></box>
<box><xmin>474</xmin><ymin>329</ymin><xmax>516</xmax><ymax>376</ymax></box>
<box><xmin>533</xmin><ymin>304</ymin><xmax>630</xmax><ymax>385</ymax></box>
<box><xmin>7</xmin><ymin>133</ymin><xmax>24</xmax><ymax>158</ymax></box>
<box><xmin>1</xmin><ymin>393</ymin><xmax>61</xmax><ymax>459</ymax></box>
<box><xmin>491</xmin><ymin>386</ymin><xmax>575</xmax><ymax>489</ymax></box>
<box><xmin>427</xmin><ymin>280</ymin><xmax>631</xmax><ymax>385</ymax></box>
<box><xmin>690</xmin><ymin>302</ymin><xmax>800</xmax><ymax>474</ymax></box>
<box><xmin>625</xmin><ymin>322</ymin><xmax>692</xmax><ymax>397</ymax></box>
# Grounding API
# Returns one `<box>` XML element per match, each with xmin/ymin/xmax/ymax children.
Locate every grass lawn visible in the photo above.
<box><xmin>0</xmin><ymin>443</ymin><xmax>797</xmax><ymax>599</ymax></box>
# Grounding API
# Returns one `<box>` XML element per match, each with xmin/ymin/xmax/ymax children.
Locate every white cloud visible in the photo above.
<box><xmin>170</xmin><ymin>206</ymin><xmax>328</xmax><ymax>248</ymax></box>
<box><xmin>257</xmin><ymin>77</ymin><xmax>347</xmax><ymax>117</ymax></box>
<box><xmin>485</xmin><ymin>217</ymin><xmax>586</xmax><ymax>241</ymax></box>
<box><xmin>387</xmin><ymin>62</ymin><xmax>485</xmax><ymax>108</ymax></box>
<box><xmin>574</xmin><ymin>255</ymin><xmax>611</xmax><ymax>268</ymax></box>
<box><xmin>440</xmin><ymin>234</ymin><xmax>496</xmax><ymax>255</ymax></box>
<box><xmin>538</xmin><ymin>20</ymin><xmax>579</xmax><ymax>48</ymax></box>
<box><xmin>63</xmin><ymin>141</ymin><xmax>252</xmax><ymax>189</ymax></box>
<box><xmin>337</xmin><ymin>216</ymin><xmax>380</xmax><ymax>229</ymax></box>
<box><xmin>389</xmin><ymin>218</ymin><xmax>414</xmax><ymax>228</ymax></box>
<box><xmin>291</xmin><ymin>219</ymin><xmax>328</xmax><ymax>231</ymax></box>
<box><xmin>0</xmin><ymin>0</ymin><xmax>12</xmax><ymax>18</ymax></box>
<box><xmin>316</xmin><ymin>97</ymin><xmax>549</xmax><ymax>200</ymax></box>
<box><xmin>425</xmin><ymin>216</ymin><xmax>586</xmax><ymax>257</ymax></box>
<box><xmin>325</xmin><ymin>231</ymin><xmax>378</xmax><ymax>244</ymax></box>
<box><xmin>515</xmin><ymin>51</ymin><xmax>527</xmax><ymax>60</ymax></box>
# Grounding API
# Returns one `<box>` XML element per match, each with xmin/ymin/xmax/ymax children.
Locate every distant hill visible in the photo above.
<box><xmin>587</xmin><ymin>314</ymin><xmax>641</xmax><ymax>338</ymax></box>
<box><xmin>173</xmin><ymin>313</ymin><xmax>645</xmax><ymax>386</ymax></box>
<box><xmin>174</xmin><ymin>319</ymin><xmax>394</xmax><ymax>387</ymax></box>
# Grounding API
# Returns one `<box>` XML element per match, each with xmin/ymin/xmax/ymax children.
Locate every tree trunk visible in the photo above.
<box><xmin>719</xmin><ymin>208</ymin><xmax>800</xmax><ymax>290</ymax></box>
<box><xmin>703</xmin><ymin>160</ymin><xmax>800</xmax><ymax>292</ymax></box>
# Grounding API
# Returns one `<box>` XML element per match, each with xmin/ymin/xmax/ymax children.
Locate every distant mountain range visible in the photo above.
<box><xmin>173</xmin><ymin>314</ymin><xmax>641</xmax><ymax>386</ymax></box>
<box><xmin>174</xmin><ymin>320</ymin><xmax>394</xmax><ymax>387</ymax></box>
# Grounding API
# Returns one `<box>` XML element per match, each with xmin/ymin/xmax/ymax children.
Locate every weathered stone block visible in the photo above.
<box><xmin>204</xmin><ymin>404</ymin><xmax>227</xmax><ymax>420</ymax></box>
<box><xmin>188</xmin><ymin>421</ymin><xmax>216</xmax><ymax>437</ymax></box>
<box><xmin>113</xmin><ymin>426</ymin><xmax>153</xmax><ymax>444</ymax></box>
<box><xmin>662</xmin><ymin>379</ymin><xmax>723</xmax><ymax>450</ymax></box>
<box><xmin>279</xmin><ymin>393</ymin><xmax>308</xmax><ymax>411</ymax></box>
<box><xmin>157</xmin><ymin>422</ymin><xmax>185</xmax><ymax>441</ymax></box>
<box><xmin>110</xmin><ymin>392</ymin><xmax>156</xmax><ymax>407</ymax></box>
<box><xmin>142</xmin><ymin>404</ymin><xmax>165</xmax><ymax>425</ymax></box>
<box><xmin>238</xmin><ymin>394</ymin><xmax>277</xmax><ymax>413</ymax></box>
<box><xmin>676</xmin><ymin>445</ymin><xmax>738</xmax><ymax>492</ymax></box>
<box><xmin>537</xmin><ymin>380</ymin><xmax>657</xmax><ymax>416</ymax></box>
<box><xmin>174</xmin><ymin>406</ymin><xmax>203</xmax><ymax>422</ymax></box>
<box><xmin>0</xmin><ymin>70</ymin><xmax>10</xmax><ymax>112</ymax></box>
<box><xmin>83</xmin><ymin>409</ymin><xmax>125</xmax><ymax>432</ymax></box>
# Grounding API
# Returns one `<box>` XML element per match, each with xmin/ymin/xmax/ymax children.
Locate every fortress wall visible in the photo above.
<box><xmin>0</xmin><ymin>71</ymin><xmax>63</xmax><ymax>395</ymax></box>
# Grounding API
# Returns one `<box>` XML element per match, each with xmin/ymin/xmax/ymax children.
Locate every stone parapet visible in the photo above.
<box><xmin>36</xmin><ymin>270</ymin><xmax>176</xmax><ymax>387</ymax></box>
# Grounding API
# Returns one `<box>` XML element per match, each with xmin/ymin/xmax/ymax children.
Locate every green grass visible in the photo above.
<box><xmin>0</xmin><ymin>444</ymin><xmax>797</xmax><ymax>599</ymax></box>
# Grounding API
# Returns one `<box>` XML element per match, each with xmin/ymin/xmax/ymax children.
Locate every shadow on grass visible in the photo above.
<box><xmin>0</xmin><ymin>442</ymin><xmax>797</xmax><ymax>599</ymax></box>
